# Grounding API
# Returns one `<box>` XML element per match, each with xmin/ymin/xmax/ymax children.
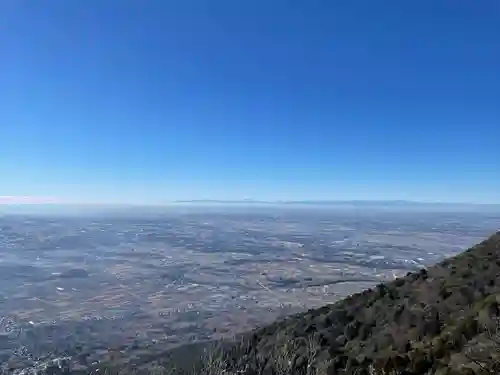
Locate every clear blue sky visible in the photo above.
<box><xmin>1</xmin><ymin>1</ymin><xmax>499</xmax><ymax>204</ymax></box>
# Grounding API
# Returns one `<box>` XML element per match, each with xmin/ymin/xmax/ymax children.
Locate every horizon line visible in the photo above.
<box><xmin>1</xmin><ymin>199</ymin><xmax>499</xmax><ymax>207</ymax></box>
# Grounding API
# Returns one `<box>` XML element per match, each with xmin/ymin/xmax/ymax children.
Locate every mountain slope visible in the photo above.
<box><xmin>202</xmin><ymin>232</ymin><xmax>500</xmax><ymax>375</ymax></box>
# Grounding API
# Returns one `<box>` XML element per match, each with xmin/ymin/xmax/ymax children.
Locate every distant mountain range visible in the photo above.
<box><xmin>1</xmin><ymin>201</ymin><xmax>498</xmax><ymax>217</ymax></box>
<box><xmin>173</xmin><ymin>199</ymin><xmax>500</xmax><ymax>207</ymax></box>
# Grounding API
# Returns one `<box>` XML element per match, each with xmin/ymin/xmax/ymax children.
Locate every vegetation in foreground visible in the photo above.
<box><xmin>4</xmin><ymin>232</ymin><xmax>500</xmax><ymax>375</ymax></box>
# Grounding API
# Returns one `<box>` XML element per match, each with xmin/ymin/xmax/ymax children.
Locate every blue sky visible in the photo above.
<box><xmin>1</xmin><ymin>1</ymin><xmax>499</xmax><ymax>204</ymax></box>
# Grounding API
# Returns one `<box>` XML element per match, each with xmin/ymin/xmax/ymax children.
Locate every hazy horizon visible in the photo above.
<box><xmin>2</xmin><ymin>198</ymin><xmax>500</xmax><ymax>205</ymax></box>
<box><xmin>2</xmin><ymin>200</ymin><xmax>500</xmax><ymax>218</ymax></box>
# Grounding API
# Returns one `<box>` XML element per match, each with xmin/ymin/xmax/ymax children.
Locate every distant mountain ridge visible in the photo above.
<box><xmin>173</xmin><ymin>199</ymin><xmax>500</xmax><ymax>208</ymax></box>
